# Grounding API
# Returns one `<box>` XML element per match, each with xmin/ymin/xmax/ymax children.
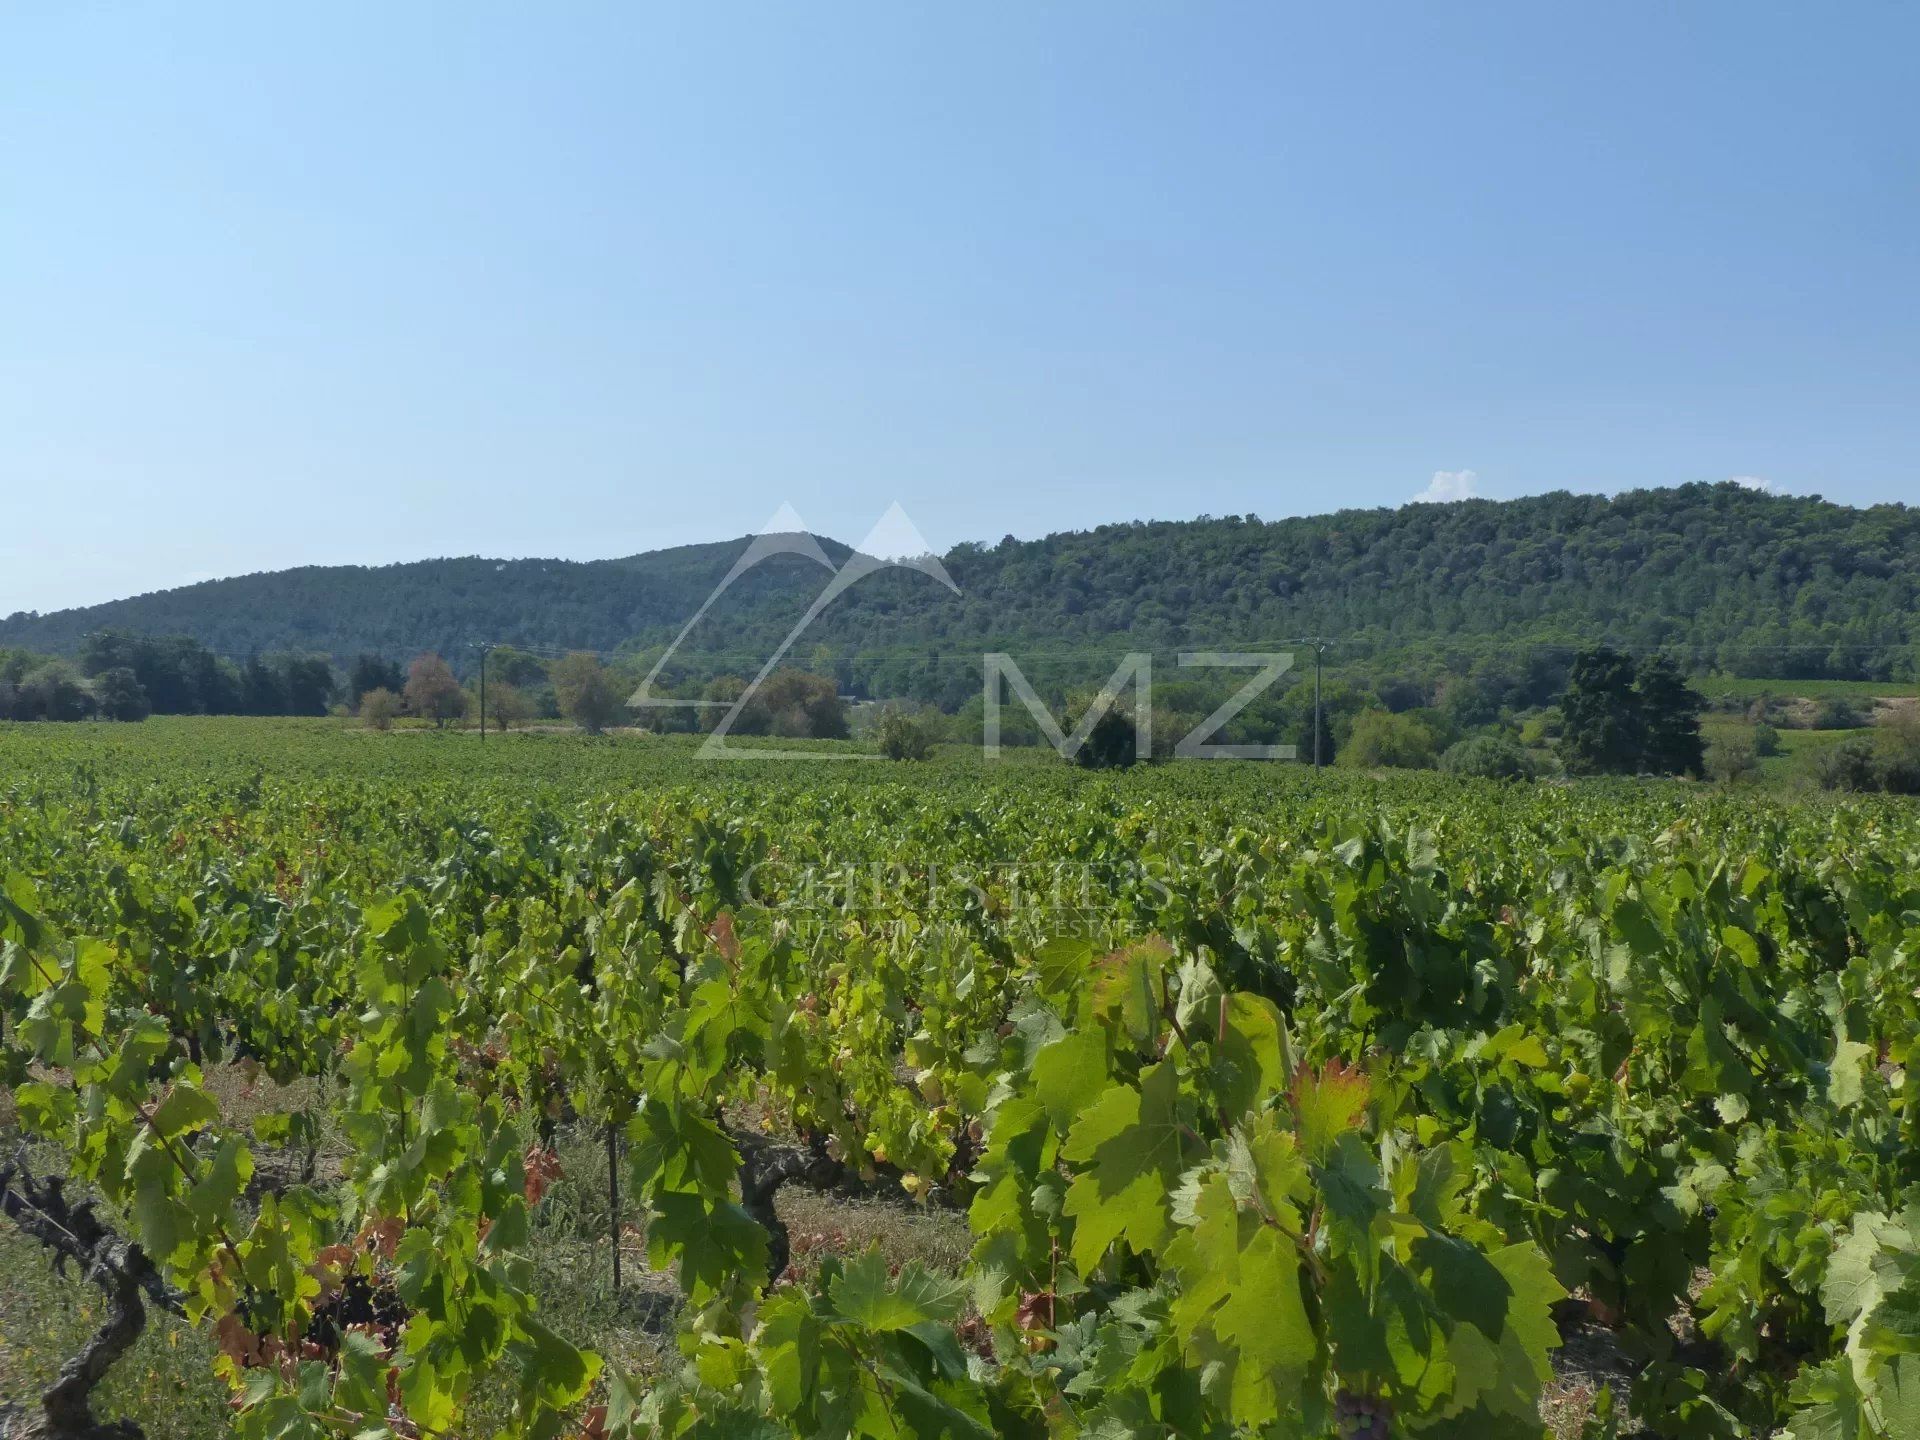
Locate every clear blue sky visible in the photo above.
<box><xmin>3</xmin><ymin>2</ymin><xmax>1915</xmax><ymax>615</ymax></box>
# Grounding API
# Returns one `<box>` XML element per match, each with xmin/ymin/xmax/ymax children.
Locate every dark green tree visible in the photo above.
<box><xmin>1636</xmin><ymin>655</ymin><xmax>1705</xmax><ymax>778</ymax></box>
<box><xmin>1558</xmin><ymin>649</ymin><xmax>1706</xmax><ymax>777</ymax></box>
<box><xmin>277</xmin><ymin>655</ymin><xmax>337</xmax><ymax>715</ymax></box>
<box><xmin>17</xmin><ymin>661</ymin><xmax>95</xmax><ymax>721</ymax></box>
<box><xmin>1074</xmin><ymin>709</ymin><xmax>1139</xmax><ymax>769</ymax></box>
<box><xmin>240</xmin><ymin>657</ymin><xmax>287</xmax><ymax>716</ymax></box>
<box><xmin>348</xmin><ymin>654</ymin><xmax>405</xmax><ymax>707</ymax></box>
<box><xmin>90</xmin><ymin>667</ymin><xmax>151</xmax><ymax>721</ymax></box>
<box><xmin>1557</xmin><ymin>648</ymin><xmax>1645</xmax><ymax>775</ymax></box>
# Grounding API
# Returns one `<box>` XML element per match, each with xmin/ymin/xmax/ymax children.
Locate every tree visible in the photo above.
<box><xmin>240</xmin><ymin>657</ymin><xmax>287</xmax><ymax>716</ymax></box>
<box><xmin>348</xmin><ymin>654</ymin><xmax>404</xmax><ymax>708</ymax></box>
<box><xmin>1339</xmin><ymin>709</ymin><xmax>1441</xmax><ymax>770</ymax></box>
<box><xmin>280</xmin><ymin>656</ymin><xmax>337</xmax><ymax>716</ymax></box>
<box><xmin>490</xmin><ymin>647</ymin><xmax>550</xmax><ymax>689</ymax></box>
<box><xmin>1558</xmin><ymin>650</ymin><xmax>1705</xmax><ymax>777</ymax></box>
<box><xmin>1816</xmin><ymin>735</ymin><xmax>1883</xmax><ymax>792</ymax></box>
<box><xmin>1706</xmin><ymin>735</ymin><xmax>1759</xmax><ymax>784</ymax></box>
<box><xmin>404</xmin><ymin>653</ymin><xmax>466</xmax><ymax>728</ymax></box>
<box><xmin>90</xmin><ymin>667</ymin><xmax>151</xmax><ymax>722</ymax></box>
<box><xmin>1752</xmin><ymin>721</ymin><xmax>1782</xmax><ymax>757</ymax></box>
<box><xmin>1636</xmin><ymin>655</ymin><xmax>1706</xmax><ymax>778</ymax></box>
<box><xmin>1075</xmin><ymin>709</ymin><xmax>1139</xmax><ymax>769</ymax></box>
<box><xmin>551</xmin><ymin>652</ymin><xmax>624</xmax><ymax>734</ymax></box>
<box><xmin>750</xmin><ymin>668</ymin><xmax>848</xmax><ymax>740</ymax></box>
<box><xmin>480</xmin><ymin>680</ymin><xmax>531</xmax><ymax>732</ymax></box>
<box><xmin>876</xmin><ymin>705</ymin><xmax>933</xmax><ymax>761</ymax></box>
<box><xmin>78</xmin><ymin>630</ymin><xmax>241</xmax><ymax>715</ymax></box>
<box><xmin>1557</xmin><ymin>648</ymin><xmax>1644</xmax><ymax>775</ymax></box>
<box><xmin>17</xmin><ymin>661</ymin><xmax>95</xmax><ymax>721</ymax></box>
<box><xmin>697</xmin><ymin>675</ymin><xmax>747</xmax><ymax>734</ymax></box>
<box><xmin>360</xmin><ymin>687</ymin><xmax>400</xmax><ymax>731</ymax></box>
<box><xmin>1817</xmin><ymin>712</ymin><xmax>1920</xmax><ymax>795</ymax></box>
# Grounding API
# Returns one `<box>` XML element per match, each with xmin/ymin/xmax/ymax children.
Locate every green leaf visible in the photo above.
<box><xmin>1062</xmin><ymin>1062</ymin><xmax>1188</xmax><ymax>1269</ymax></box>
<box><xmin>1088</xmin><ymin>939</ymin><xmax>1170</xmax><ymax>1046</ymax></box>
<box><xmin>645</xmin><ymin>1190</ymin><xmax>768</xmax><ymax>1302</ymax></box>
<box><xmin>1829</xmin><ymin>1037</ymin><xmax>1873</xmax><ymax>1111</ymax></box>
<box><xmin>1683</xmin><ymin>997</ymin><xmax>1750</xmax><ymax>1097</ymax></box>
<box><xmin>1216</xmin><ymin>993</ymin><xmax>1292</xmax><ymax>1115</ymax></box>
<box><xmin>1821</xmin><ymin>1211</ymin><xmax>1905</xmax><ymax>1327</ymax></box>
<box><xmin>150</xmin><ymin>1082</ymin><xmax>220</xmax><ymax>1141</ymax></box>
<box><xmin>829</xmin><ymin>1248</ymin><xmax>964</xmax><ymax>1332</ymax></box>
<box><xmin>1414</xmin><ymin>1233</ymin><xmax>1510</xmax><ymax>1341</ymax></box>
<box><xmin>1030</xmin><ymin>1028</ymin><xmax>1109</xmax><ymax>1135</ymax></box>
<box><xmin>1290</xmin><ymin>1060</ymin><xmax>1370</xmax><ymax>1161</ymax></box>
<box><xmin>1164</xmin><ymin>1172</ymin><xmax>1314</xmax><ymax>1428</ymax></box>
<box><xmin>1783</xmin><ymin>1357</ymin><xmax>1872</xmax><ymax>1440</ymax></box>
<box><xmin>508</xmin><ymin>1316</ymin><xmax>602</xmax><ymax>1409</ymax></box>
<box><xmin>754</xmin><ymin>1288</ymin><xmax>823</xmax><ymax>1415</ymax></box>
<box><xmin>626</xmin><ymin>1096</ymin><xmax>740</xmax><ymax>1194</ymax></box>
<box><xmin>1033</xmin><ymin>935</ymin><xmax>1095</xmax><ymax>995</ymax></box>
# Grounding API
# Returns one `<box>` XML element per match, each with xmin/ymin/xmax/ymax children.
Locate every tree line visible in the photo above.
<box><xmin>14</xmin><ymin>628</ymin><xmax>1914</xmax><ymax>798</ymax></box>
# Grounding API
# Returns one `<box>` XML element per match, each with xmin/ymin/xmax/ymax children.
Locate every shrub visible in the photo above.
<box><xmin>728</xmin><ymin>669</ymin><xmax>847</xmax><ymax>740</ymax></box>
<box><xmin>1813</xmin><ymin>696</ymin><xmax>1866</xmax><ymax>730</ymax></box>
<box><xmin>1339</xmin><ymin>709</ymin><xmax>1440</xmax><ymax>770</ymax></box>
<box><xmin>1816</xmin><ymin>735</ymin><xmax>1885</xmax><ymax>792</ymax></box>
<box><xmin>1815</xmin><ymin>715</ymin><xmax>1920</xmax><ymax>794</ymax></box>
<box><xmin>1440</xmin><ymin>734</ymin><xmax>1535</xmax><ymax>780</ymax></box>
<box><xmin>1876</xmin><ymin>711</ymin><xmax>1920</xmax><ymax>794</ymax></box>
<box><xmin>1751</xmin><ymin>721</ymin><xmax>1782</xmax><ymax>758</ymax></box>
<box><xmin>1706</xmin><ymin>736</ymin><xmax>1759</xmax><ymax>784</ymax></box>
<box><xmin>876</xmin><ymin>706</ymin><xmax>933</xmax><ymax>762</ymax></box>
<box><xmin>360</xmin><ymin>687</ymin><xmax>400</xmax><ymax>731</ymax></box>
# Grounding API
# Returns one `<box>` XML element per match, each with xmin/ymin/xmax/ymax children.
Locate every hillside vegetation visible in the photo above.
<box><xmin>5</xmin><ymin>484</ymin><xmax>1918</xmax><ymax>690</ymax></box>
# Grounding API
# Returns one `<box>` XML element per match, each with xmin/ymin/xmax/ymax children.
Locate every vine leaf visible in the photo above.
<box><xmin>1165</xmin><ymin>1172</ymin><xmax>1313</xmax><ymax>1427</ymax></box>
<box><xmin>830</xmin><ymin>1248</ymin><xmax>965</xmax><ymax>1331</ymax></box>
<box><xmin>1062</xmin><ymin>1061</ymin><xmax>1188</xmax><ymax>1269</ymax></box>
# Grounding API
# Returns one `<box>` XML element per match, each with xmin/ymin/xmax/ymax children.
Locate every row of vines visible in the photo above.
<box><xmin>2</xmin><ymin>723</ymin><xmax>1919</xmax><ymax>1437</ymax></box>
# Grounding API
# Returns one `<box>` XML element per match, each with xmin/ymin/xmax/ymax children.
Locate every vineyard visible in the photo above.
<box><xmin>2</xmin><ymin>718</ymin><xmax>1918</xmax><ymax>1439</ymax></box>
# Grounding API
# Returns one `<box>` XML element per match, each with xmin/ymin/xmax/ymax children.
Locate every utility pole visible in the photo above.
<box><xmin>1308</xmin><ymin>638</ymin><xmax>1330</xmax><ymax>770</ymax></box>
<box><xmin>473</xmin><ymin>643</ymin><xmax>494</xmax><ymax>741</ymax></box>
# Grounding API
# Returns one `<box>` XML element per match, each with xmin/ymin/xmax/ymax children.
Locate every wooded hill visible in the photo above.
<box><xmin>6</xmin><ymin>484</ymin><xmax>1918</xmax><ymax>697</ymax></box>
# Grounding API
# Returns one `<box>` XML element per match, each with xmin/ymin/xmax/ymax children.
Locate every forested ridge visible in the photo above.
<box><xmin>6</xmin><ymin>482</ymin><xmax>1918</xmax><ymax>681</ymax></box>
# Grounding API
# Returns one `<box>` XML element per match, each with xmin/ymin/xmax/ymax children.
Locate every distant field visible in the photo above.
<box><xmin>1696</xmin><ymin>675</ymin><xmax>1917</xmax><ymax>701</ymax></box>
<box><xmin>1701</xmin><ymin>717</ymin><xmax>1860</xmax><ymax>782</ymax></box>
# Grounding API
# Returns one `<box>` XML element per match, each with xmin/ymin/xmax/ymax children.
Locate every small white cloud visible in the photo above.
<box><xmin>1412</xmin><ymin>469</ymin><xmax>1480</xmax><ymax>504</ymax></box>
<box><xmin>1731</xmin><ymin>475</ymin><xmax>1785</xmax><ymax>495</ymax></box>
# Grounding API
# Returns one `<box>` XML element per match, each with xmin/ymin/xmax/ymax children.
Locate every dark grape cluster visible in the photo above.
<box><xmin>1334</xmin><ymin>1390</ymin><xmax>1391</xmax><ymax>1440</ymax></box>
<box><xmin>307</xmin><ymin>1273</ymin><xmax>409</xmax><ymax>1352</ymax></box>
